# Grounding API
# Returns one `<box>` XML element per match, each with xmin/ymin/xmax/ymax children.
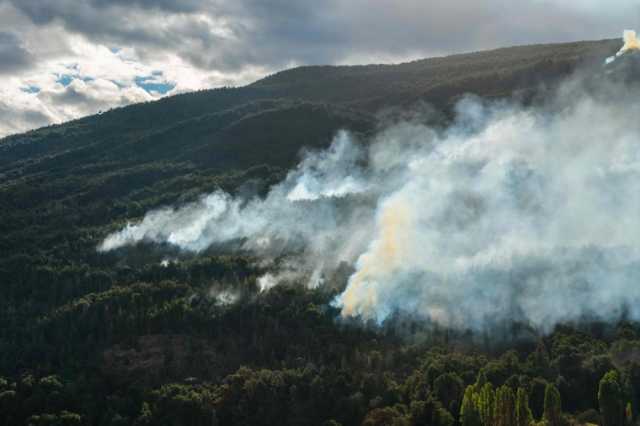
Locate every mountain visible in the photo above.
<box><xmin>0</xmin><ymin>38</ymin><xmax>632</xmax><ymax>425</ymax></box>
<box><xmin>0</xmin><ymin>38</ymin><xmax>618</xmax><ymax>169</ymax></box>
<box><xmin>0</xmin><ymin>38</ymin><xmax>619</xmax><ymax>266</ymax></box>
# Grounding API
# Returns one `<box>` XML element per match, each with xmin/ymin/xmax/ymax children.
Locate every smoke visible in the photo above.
<box><xmin>99</xmin><ymin>131</ymin><xmax>378</xmax><ymax>288</ymax></box>
<box><xmin>335</xmin><ymin>90</ymin><xmax>640</xmax><ymax>330</ymax></box>
<box><xmin>100</xmin><ymin>62</ymin><xmax>640</xmax><ymax>332</ymax></box>
<box><xmin>606</xmin><ymin>30</ymin><xmax>640</xmax><ymax>64</ymax></box>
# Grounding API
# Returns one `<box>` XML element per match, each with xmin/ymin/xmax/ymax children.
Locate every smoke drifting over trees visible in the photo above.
<box><xmin>101</xmin><ymin>67</ymin><xmax>640</xmax><ymax>333</ymax></box>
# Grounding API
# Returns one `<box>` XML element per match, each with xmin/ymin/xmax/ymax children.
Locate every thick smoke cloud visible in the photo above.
<box><xmin>101</xmin><ymin>70</ymin><xmax>640</xmax><ymax>332</ymax></box>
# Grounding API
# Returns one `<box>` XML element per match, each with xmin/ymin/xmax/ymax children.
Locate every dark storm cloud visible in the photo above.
<box><xmin>0</xmin><ymin>32</ymin><xmax>33</xmax><ymax>74</ymax></box>
<box><xmin>7</xmin><ymin>0</ymin><xmax>344</xmax><ymax>71</ymax></box>
<box><xmin>8</xmin><ymin>0</ymin><xmax>169</xmax><ymax>45</ymax></box>
<box><xmin>8</xmin><ymin>0</ymin><xmax>201</xmax><ymax>24</ymax></box>
<box><xmin>90</xmin><ymin>0</ymin><xmax>203</xmax><ymax>12</ymax></box>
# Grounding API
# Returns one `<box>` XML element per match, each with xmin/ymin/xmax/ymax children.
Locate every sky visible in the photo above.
<box><xmin>0</xmin><ymin>0</ymin><xmax>639</xmax><ymax>138</ymax></box>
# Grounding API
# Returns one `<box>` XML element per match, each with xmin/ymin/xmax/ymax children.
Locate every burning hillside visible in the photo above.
<box><xmin>101</xmin><ymin>31</ymin><xmax>640</xmax><ymax>333</ymax></box>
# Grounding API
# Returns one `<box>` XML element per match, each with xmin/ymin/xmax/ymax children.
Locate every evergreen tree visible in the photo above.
<box><xmin>543</xmin><ymin>383</ymin><xmax>562</xmax><ymax>426</ymax></box>
<box><xmin>625</xmin><ymin>402</ymin><xmax>633</xmax><ymax>426</ymax></box>
<box><xmin>598</xmin><ymin>370</ymin><xmax>627</xmax><ymax>426</ymax></box>
<box><xmin>475</xmin><ymin>370</ymin><xmax>488</xmax><ymax>388</ymax></box>
<box><xmin>495</xmin><ymin>385</ymin><xmax>516</xmax><ymax>426</ymax></box>
<box><xmin>460</xmin><ymin>386</ymin><xmax>482</xmax><ymax>426</ymax></box>
<box><xmin>515</xmin><ymin>387</ymin><xmax>533</xmax><ymax>426</ymax></box>
<box><xmin>476</xmin><ymin>383</ymin><xmax>495</xmax><ymax>426</ymax></box>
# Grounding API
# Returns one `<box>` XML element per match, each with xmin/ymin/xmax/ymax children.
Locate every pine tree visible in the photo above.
<box><xmin>476</xmin><ymin>383</ymin><xmax>495</xmax><ymax>426</ymax></box>
<box><xmin>598</xmin><ymin>370</ymin><xmax>627</xmax><ymax>426</ymax></box>
<box><xmin>475</xmin><ymin>370</ymin><xmax>488</xmax><ymax>388</ymax></box>
<box><xmin>543</xmin><ymin>383</ymin><xmax>562</xmax><ymax>426</ymax></box>
<box><xmin>460</xmin><ymin>385</ymin><xmax>482</xmax><ymax>426</ymax></box>
<box><xmin>495</xmin><ymin>385</ymin><xmax>516</xmax><ymax>426</ymax></box>
<box><xmin>515</xmin><ymin>387</ymin><xmax>533</xmax><ymax>426</ymax></box>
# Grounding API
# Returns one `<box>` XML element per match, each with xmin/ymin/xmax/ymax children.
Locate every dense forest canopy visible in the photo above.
<box><xmin>2</xmin><ymin>38</ymin><xmax>640</xmax><ymax>426</ymax></box>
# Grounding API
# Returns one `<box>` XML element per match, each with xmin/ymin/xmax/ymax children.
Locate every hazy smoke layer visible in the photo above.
<box><xmin>100</xmin><ymin>131</ymin><xmax>378</xmax><ymax>288</ymax></box>
<box><xmin>101</xmin><ymin>76</ymin><xmax>640</xmax><ymax>332</ymax></box>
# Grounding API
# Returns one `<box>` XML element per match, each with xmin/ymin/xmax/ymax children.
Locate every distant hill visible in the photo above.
<box><xmin>0</xmin><ymin>38</ymin><xmax>618</xmax><ymax>173</ymax></box>
<box><xmin>251</xmin><ymin>39</ymin><xmax>619</xmax><ymax>109</ymax></box>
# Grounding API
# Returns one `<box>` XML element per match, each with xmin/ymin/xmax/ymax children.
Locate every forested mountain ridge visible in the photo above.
<box><xmin>1</xmin><ymin>38</ymin><xmax>638</xmax><ymax>426</ymax></box>
<box><xmin>0</xmin><ymin>38</ymin><xmax>618</xmax><ymax>167</ymax></box>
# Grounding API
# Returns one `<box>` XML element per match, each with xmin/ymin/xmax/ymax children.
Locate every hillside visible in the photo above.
<box><xmin>0</xmin><ymin>38</ymin><xmax>621</xmax><ymax>276</ymax></box>
<box><xmin>0</xmin><ymin>38</ymin><xmax>618</xmax><ymax>169</ymax></box>
<box><xmin>1</xmin><ymin>38</ymin><xmax>636</xmax><ymax>426</ymax></box>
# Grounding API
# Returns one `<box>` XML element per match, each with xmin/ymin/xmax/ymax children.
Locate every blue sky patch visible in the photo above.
<box><xmin>57</xmin><ymin>74</ymin><xmax>73</xmax><ymax>86</ymax></box>
<box><xmin>56</xmin><ymin>74</ymin><xmax>95</xmax><ymax>87</ymax></box>
<box><xmin>135</xmin><ymin>75</ymin><xmax>175</xmax><ymax>94</ymax></box>
<box><xmin>21</xmin><ymin>85</ymin><xmax>40</xmax><ymax>94</ymax></box>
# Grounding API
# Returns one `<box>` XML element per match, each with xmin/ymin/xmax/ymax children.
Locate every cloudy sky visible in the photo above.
<box><xmin>0</xmin><ymin>0</ymin><xmax>638</xmax><ymax>138</ymax></box>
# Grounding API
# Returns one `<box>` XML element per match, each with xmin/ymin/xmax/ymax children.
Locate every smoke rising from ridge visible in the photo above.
<box><xmin>100</xmin><ymin>71</ymin><xmax>640</xmax><ymax>332</ymax></box>
<box><xmin>606</xmin><ymin>29</ymin><xmax>640</xmax><ymax>64</ymax></box>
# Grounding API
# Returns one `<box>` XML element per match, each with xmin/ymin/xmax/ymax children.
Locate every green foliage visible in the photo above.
<box><xmin>543</xmin><ymin>384</ymin><xmax>562</xmax><ymax>426</ymax></box>
<box><xmin>516</xmin><ymin>387</ymin><xmax>533</xmax><ymax>426</ymax></box>
<box><xmin>362</xmin><ymin>406</ymin><xmax>410</xmax><ymax>426</ymax></box>
<box><xmin>598</xmin><ymin>370</ymin><xmax>628</xmax><ymax>426</ymax></box>
<box><xmin>460</xmin><ymin>386</ymin><xmax>482</xmax><ymax>426</ymax></box>
<box><xmin>433</xmin><ymin>372</ymin><xmax>464</xmax><ymax>414</ymax></box>
<box><xmin>495</xmin><ymin>385</ymin><xmax>517</xmax><ymax>426</ymax></box>
<box><xmin>136</xmin><ymin>383</ymin><xmax>215</xmax><ymax>426</ymax></box>
<box><xmin>477</xmin><ymin>382</ymin><xmax>496</xmax><ymax>426</ymax></box>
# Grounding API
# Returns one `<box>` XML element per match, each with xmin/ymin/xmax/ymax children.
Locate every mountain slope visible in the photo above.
<box><xmin>0</xmin><ymin>37</ymin><xmax>622</xmax><ymax>285</ymax></box>
<box><xmin>251</xmin><ymin>39</ymin><xmax>619</xmax><ymax>108</ymax></box>
<box><xmin>0</xmin><ymin>38</ymin><xmax>618</xmax><ymax>169</ymax></box>
<box><xmin>1</xmin><ymin>37</ymin><xmax>634</xmax><ymax>426</ymax></box>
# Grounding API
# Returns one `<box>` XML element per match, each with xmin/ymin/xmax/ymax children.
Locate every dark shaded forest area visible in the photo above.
<box><xmin>1</xmin><ymin>39</ymin><xmax>637</xmax><ymax>425</ymax></box>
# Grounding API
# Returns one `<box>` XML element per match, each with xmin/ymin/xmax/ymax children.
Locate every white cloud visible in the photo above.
<box><xmin>0</xmin><ymin>2</ymin><xmax>267</xmax><ymax>137</ymax></box>
<box><xmin>0</xmin><ymin>0</ymin><xmax>638</xmax><ymax>138</ymax></box>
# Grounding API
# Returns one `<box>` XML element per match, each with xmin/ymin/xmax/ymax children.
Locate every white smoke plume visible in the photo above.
<box><xmin>606</xmin><ymin>30</ymin><xmax>640</xmax><ymax>64</ymax></box>
<box><xmin>100</xmin><ymin>70</ymin><xmax>640</xmax><ymax>332</ymax></box>
<box><xmin>99</xmin><ymin>131</ymin><xmax>378</xmax><ymax>288</ymax></box>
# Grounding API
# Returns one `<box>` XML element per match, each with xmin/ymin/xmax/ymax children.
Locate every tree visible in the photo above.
<box><xmin>433</xmin><ymin>407</ymin><xmax>455</xmax><ymax>426</ymax></box>
<box><xmin>598</xmin><ymin>370</ymin><xmax>627</xmax><ymax>426</ymax></box>
<box><xmin>460</xmin><ymin>386</ymin><xmax>481</xmax><ymax>426</ymax></box>
<box><xmin>515</xmin><ymin>387</ymin><xmax>533</xmax><ymax>426</ymax></box>
<box><xmin>528</xmin><ymin>378</ymin><xmax>547</xmax><ymax>421</ymax></box>
<box><xmin>494</xmin><ymin>385</ymin><xmax>516</xmax><ymax>426</ymax></box>
<box><xmin>410</xmin><ymin>398</ymin><xmax>454</xmax><ymax>426</ymax></box>
<box><xmin>362</xmin><ymin>406</ymin><xmax>410</xmax><ymax>426</ymax></box>
<box><xmin>625</xmin><ymin>402</ymin><xmax>633</xmax><ymax>425</ymax></box>
<box><xmin>476</xmin><ymin>383</ymin><xmax>495</xmax><ymax>426</ymax></box>
<box><xmin>433</xmin><ymin>373</ymin><xmax>464</xmax><ymax>415</ymax></box>
<box><xmin>543</xmin><ymin>383</ymin><xmax>562</xmax><ymax>426</ymax></box>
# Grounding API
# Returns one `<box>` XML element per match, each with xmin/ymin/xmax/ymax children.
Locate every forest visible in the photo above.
<box><xmin>1</xmin><ymin>38</ymin><xmax>638</xmax><ymax>425</ymax></box>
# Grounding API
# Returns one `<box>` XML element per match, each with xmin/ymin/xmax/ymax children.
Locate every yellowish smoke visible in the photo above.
<box><xmin>621</xmin><ymin>30</ymin><xmax>640</xmax><ymax>54</ymax></box>
<box><xmin>606</xmin><ymin>30</ymin><xmax>640</xmax><ymax>64</ymax></box>
<box><xmin>339</xmin><ymin>196</ymin><xmax>412</xmax><ymax>318</ymax></box>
